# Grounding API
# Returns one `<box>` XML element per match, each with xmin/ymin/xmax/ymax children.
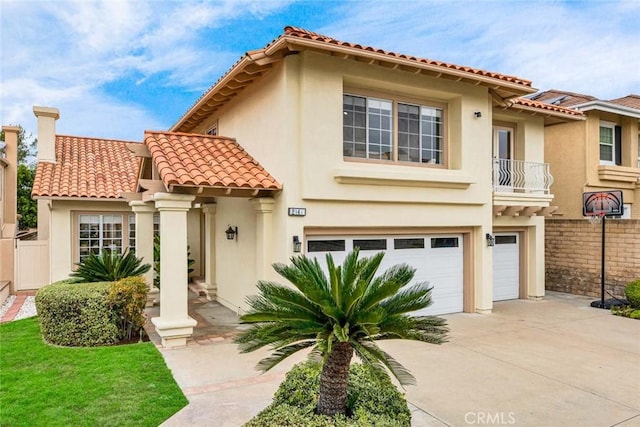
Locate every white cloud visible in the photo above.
<box><xmin>0</xmin><ymin>0</ymin><xmax>291</xmax><ymax>140</ymax></box>
<box><xmin>318</xmin><ymin>1</ymin><xmax>640</xmax><ymax>99</ymax></box>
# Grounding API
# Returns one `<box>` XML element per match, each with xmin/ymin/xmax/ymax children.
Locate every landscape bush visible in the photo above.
<box><xmin>36</xmin><ymin>278</ymin><xmax>149</xmax><ymax>346</ymax></box>
<box><xmin>106</xmin><ymin>276</ymin><xmax>148</xmax><ymax>340</ymax></box>
<box><xmin>246</xmin><ymin>361</ymin><xmax>411</xmax><ymax>426</ymax></box>
<box><xmin>624</xmin><ymin>279</ymin><xmax>640</xmax><ymax>308</ymax></box>
<box><xmin>36</xmin><ymin>281</ymin><xmax>119</xmax><ymax>346</ymax></box>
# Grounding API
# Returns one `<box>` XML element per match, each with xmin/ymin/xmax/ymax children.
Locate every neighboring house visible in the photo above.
<box><xmin>536</xmin><ymin>90</ymin><xmax>640</xmax><ymax>218</ymax></box>
<box><xmin>31</xmin><ymin>27</ymin><xmax>583</xmax><ymax>347</ymax></box>
<box><xmin>0</xmin><ymin>126</ymin><xmax>19</xmax><ymax>304</ymax></box>
<box><xmin>534</xmin><ymin>90</ymin><xmax>640</xmax><ymax>298</ymax></box>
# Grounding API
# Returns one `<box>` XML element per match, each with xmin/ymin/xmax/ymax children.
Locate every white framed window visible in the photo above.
<box><xmin>343</xmin><ymin>93</ymin><xmax>445</xmax><ymax>165</ymax></box>
<box><xmin>621</xmin><ymin>204</ymin><xmax>631</xmax><ymax>219</ymax></box>
<box><xmin>78</xmin><ymin>214</ymin><xmax>124</xmax><ymax>262</ymax></box>
<box><xmin>127</xmin><ymin>213</ymin><xmax>160</xmax><ymax>254</ymax></box>
<box><xmin>599</xmin><ymin>121</ymin><xmax>616</xmax><ymax>165</ymax></box>
<box><xmin>206</xmin><ymin>121</ymin><xmax>218</xmax><ymax>136</ymax></box>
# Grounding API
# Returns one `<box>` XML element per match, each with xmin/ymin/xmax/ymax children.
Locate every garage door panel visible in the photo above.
<box><xmin>493</xmin><ymin>233</ymin><xmax>519</xmax><ymax>301</ymax></box>
<box><xmin>307</xmin><ymin>234</ymin><xmax>464</xmax><ymax>315</ymax></box>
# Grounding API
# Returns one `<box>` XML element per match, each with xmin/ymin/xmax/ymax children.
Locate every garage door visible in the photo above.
<box><xmin>492</xmin><ymin>233</ymin><xmax>520</xmax><ymax>301</ymax></box>
<box><xmin>307</xmin><ymin>235</ymin><xmax>463</xmax><ymax>315</ymax></box>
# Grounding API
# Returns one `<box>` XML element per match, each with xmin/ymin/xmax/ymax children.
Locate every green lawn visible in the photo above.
<box><xmin>0</xmin><ymin>317</ymin><xmax>188</xmax><ymax>426</ymax></box>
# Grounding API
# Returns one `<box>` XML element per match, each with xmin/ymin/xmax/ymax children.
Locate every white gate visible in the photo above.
<box><xmin>15</xmin><ymin>240</ymin><xmax>49</xmax><ymax>291</ymax></box>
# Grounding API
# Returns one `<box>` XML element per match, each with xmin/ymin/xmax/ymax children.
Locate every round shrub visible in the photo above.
<box><xmin>246</xmin><ymin>361</ymin><xmax>411</xmax><ymax>426</ymax></box>
<box><xmin>36</xmin><ymin>281</ymin><xmax>119</xmax><ymax>346</ymax></box>
<box><xmin>624</xmin><ymin>280</ymin><xmax>640</xmax><ymax>308</ymax></box>
<box><xmin>630</xmin><ymin>310</ymin><xmax>640</xmax><ymax>320</ymax></box>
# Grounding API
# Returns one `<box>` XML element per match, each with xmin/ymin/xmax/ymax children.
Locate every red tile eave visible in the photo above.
<box><xmin>509</xmin><ymin>98</ymin><xmax>585</xmax><ymax>120</ymax></box>
<box><xmin>144</xmin><ymin>131</ymin><xmax>282</xmax><ymax>193</ymax></box>
<box><xmin>173</xmin><ymin>26</ymin><xmax>536</xmax><ymax>132</ymax></box>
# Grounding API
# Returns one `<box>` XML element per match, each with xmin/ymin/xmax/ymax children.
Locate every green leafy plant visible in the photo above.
<box><xmin>624</xmin><ymin>279</ymin><xmax>640</xmax><ymax>308</ymax></box>
<box><xmin>235</xmin><ymin>249</ymin><xmax>448</xmax><ymax>417</ymax></box>
<box><xmin>247</xmin><ymin>360</ymin><xmax>410</xmax><ymax>426</ymax></box>
<box><xmin>153</xmin><ymin>234</ymin><xmax>195</xmax><ymax>289</ymax></box>
<box><xmin>36</xmin><ymin>281</ymin><xmax>120</xmax><ymax>346</ymax></box>
<box><xmin>106</xmin><ymin>277</ymin><xmax>148</xmax><ymax>340</ymax></box>
<box><xmin>70</xmin><ymin>248</ymin><xmax>151</xmax><ymax>282</ymax></box>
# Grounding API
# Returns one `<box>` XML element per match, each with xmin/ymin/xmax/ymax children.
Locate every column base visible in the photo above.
<box><xmin>151</xmin><ymin>316</ymin><xmax>197</xmax><ymax>348</ymax></box>
<box><xmin>147</xmin><ymin>287</ymin><xmax>160</xmax><ymax>307</ymax></box>
<box><xmin>201</xmin><ymin>282</ymin><xmax>217</xmax><ymax>301</ymax></box>
<box><xmin>475</xmin><ymin>308</ymin><xmax>493</xmax><ymax>314</ymax></box>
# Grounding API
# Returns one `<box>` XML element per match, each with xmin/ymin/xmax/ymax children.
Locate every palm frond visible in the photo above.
<box><xmin>355</xmin><ymin>340</ymin><xmax>417</xmax><ymax>386</ymax></box>
<box><xmin>357</xmin><ymin>264</ymin><xmax>416</xmax><ymax>311</ymax></box>
<box><xmin>255</xmin><ymin>341</ymin><xmax>317</xmax><ymax>372</ymax></box>
<box><xmin>254</xmin><ymin>281</ymin><xmax>324</xmax><ymax>320</ymax></box>
<box><xmin>380</xmin><ymin>283</ymin><xmax>434</xmax><ymax>315</ymax></box>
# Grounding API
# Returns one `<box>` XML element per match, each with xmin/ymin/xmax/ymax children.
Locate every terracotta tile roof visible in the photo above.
<box><xmin>529</xmin><ymin>90</ymin><xmax>596</xmax><ymax>107</ymax></box>
<box><xmin>281</xmin><ymin>26</ymin><xmax>532</xmax><ymax>88</ymax></box>
<box><xmin>512</xmin><ymin>97</ymin><xmax>585</xmax><ymax>117</ymax></box>
<box><xmin>32</xmin><ymin>135</ymin><xmax>140</xmax><ymax>199</ymax></box>
<box><xmin>607</xmin><ymin>95</ymin><xmax>640</xmax><ymax>110</ymax></box>
<box><xmin>144</xmin><ymin>131</ymin><xmax>282</xmax><ymax>191</ymax></box>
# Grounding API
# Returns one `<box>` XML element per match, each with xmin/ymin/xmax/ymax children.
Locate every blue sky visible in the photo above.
<box><xmin>1</xmin><ymin>0</ymin><xmax>639</xmax><ymax>142</ymax></box>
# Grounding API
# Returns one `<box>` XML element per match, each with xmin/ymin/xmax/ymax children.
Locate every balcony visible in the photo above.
<box><xmin>493</xmin><ymin>159</ymin><xmax>556</xmax><ymax>217</ymax></box>
<box><xmin>493</xmin><ymin>159</ymin><xmax>554</xmax><ymax>194</ymax></box>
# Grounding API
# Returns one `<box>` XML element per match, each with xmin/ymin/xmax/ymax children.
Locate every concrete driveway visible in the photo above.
<box><xmin>159</xmin><ymin>292</ymin><xmax>640</xmax><ymax>426</ymax></box>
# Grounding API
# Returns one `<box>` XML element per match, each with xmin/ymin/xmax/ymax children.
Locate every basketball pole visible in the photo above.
<box><xmin>600</xmin><ymin>215</ymin><xmax>605</xmax><ymax>307</ymax></box>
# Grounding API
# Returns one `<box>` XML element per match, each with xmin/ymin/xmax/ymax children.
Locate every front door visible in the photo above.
<box><xmin>493</xmin><ymin>126</ymin><xmax>514</xmax><ymax>191</ymax></box>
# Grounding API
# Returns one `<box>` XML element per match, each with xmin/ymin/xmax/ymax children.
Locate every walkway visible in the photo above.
<box><xmin>0</xmin><ymin>291</ymin><xmax>36</xmax><ymax>323</ymax></box>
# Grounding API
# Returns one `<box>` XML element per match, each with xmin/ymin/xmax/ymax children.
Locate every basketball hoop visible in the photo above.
<box><xmin>587</xmin><ymin>213</ymin><xmax>604</xmax><ymax>225</ymax></box>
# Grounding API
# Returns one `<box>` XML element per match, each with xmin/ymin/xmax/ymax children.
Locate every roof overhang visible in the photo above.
<box><xmin>172</xmin><ymin>29</ymin><xmax>537</xmax><ymax>133</ymax></box>
<box><xmin>571</xmin><ymin>101</ymin><xmax>640</xmax><ymax>119</ymax></box>
<box><xmin>497</xmin><ymin>98</ymin><xmax>585</xmax><ymax>125</ymax></box>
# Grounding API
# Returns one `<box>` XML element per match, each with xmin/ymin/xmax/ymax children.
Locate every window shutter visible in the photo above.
<box><xmin>615</xmin><ymin>125</ymin><xmax>622</xmax><ymax>165</ymax></box>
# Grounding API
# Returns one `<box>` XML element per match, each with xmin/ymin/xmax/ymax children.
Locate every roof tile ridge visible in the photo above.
<box><xmin>146</xmin><ymin>129</ymin><xmax>237</xmax><ymax>142</ymax></box>
<box><xmin>284</xmin><ymin>26</ymin><xmax>531</xmax><ymax>87</ymax></box>
<box><xmin>54</xmin><ymin>134</ymin><xmax>140</xmax><ymax>144</ymax></box>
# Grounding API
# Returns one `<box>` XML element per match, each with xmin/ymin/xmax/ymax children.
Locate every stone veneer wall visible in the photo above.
<box><xmin>545</xmin><ymin>219</ymin><xmax>640</xmax><ymax>298</ymax></box>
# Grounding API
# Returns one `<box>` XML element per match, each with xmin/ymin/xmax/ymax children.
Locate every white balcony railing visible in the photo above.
<box><xmin>492</xmin><ymin>159</ymin><xmax>554</xmax><ymax>194</ymax></box>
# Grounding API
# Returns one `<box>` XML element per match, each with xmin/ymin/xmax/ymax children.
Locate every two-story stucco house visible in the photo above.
<box><xmin>536</xmin><ymin>90</ymin><xmax>640</xmax><ymax>218</ymax></box>
<box><xmin>31</xmin><ymin>27</ymin><xmax>583</xmax><ymax>347</ymax></box>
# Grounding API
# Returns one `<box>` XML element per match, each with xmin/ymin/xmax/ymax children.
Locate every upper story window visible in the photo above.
<box><xmin>599</xmin><ymin>121</ymin><xmax>621</xmax><ymax>165</ymax></box>
<box><xmin>343</xmin><ymin>93</ymin><xmax>445</xmax><ymax>166</ymax></box>
<box><xmin>206</xmin><ymin>121</ymin><xmax>218</xmax><ymax>136</ymax></box>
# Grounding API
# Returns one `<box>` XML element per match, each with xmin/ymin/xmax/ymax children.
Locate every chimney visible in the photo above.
<box><xmin>33</xmin><ymin>106</ymin><xmax>60</xmax><ymax>163</ymax></box>
<box><xmin>1</xmin><ymin>126</ymin><xmax>19</xmax><ymax>232</ymax></box>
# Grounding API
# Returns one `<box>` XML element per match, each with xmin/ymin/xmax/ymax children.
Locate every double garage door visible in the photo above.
<box><xmin>307</xmin><ymin>234</ymin><xmax>463</xmax><ymax>315</ymax></box>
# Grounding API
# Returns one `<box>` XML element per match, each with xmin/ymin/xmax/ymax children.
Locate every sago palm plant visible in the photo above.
<box><xmin>235</xmin><ymin>249</ymin><xmax>448</xmax><ymax>416</ymax></box>
<box><xmin>70</xmin><ymin>248</ymin><xmax>151</xmax><ymax>282</ymax></box>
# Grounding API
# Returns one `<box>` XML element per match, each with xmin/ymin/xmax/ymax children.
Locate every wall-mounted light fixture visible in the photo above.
<box><xmin>486</xmin><ymin>233</ymin><xmax>495</xmax><ymax>247</ymax></box>
<box><xmin>474</xmin><ymin>111</ymin><xmax>482</xmax><ymax>118</ymax></box>
<box><xmin>226</xmin><ymin>225</ymin><xmax>238</xmax><ymax>241</ymax></box>
<box><xmin>292</xmin><ymin>235</ymin><xmax>302</xmax><ymax>253</ymax></box>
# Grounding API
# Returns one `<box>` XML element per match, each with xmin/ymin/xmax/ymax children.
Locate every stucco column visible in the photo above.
<box><xmin>151</xmin><ymin>193</ymin><xmax>196</xmax><ymax>348</ymax></box>
<box><xmin>475</xmin><ymin>226</ymin><xmax>493</xmax><ymax>314</ymax></box>
<box><xmin>528</xmin><ymin>218</ymin><xmax>546</xmax><ymax>299</ymax></box>
<box><xmin>201</xmin><ymin>203</ymin><xmax>217</xmax><ymax>300</ymax></box>
<box><xmin>130</xmin><ymin>201</ymin><xmax>157</xmax><ymax>307</ymax></box>
<box><xmin>251</xmin><ymin>198</ymin><xmax>275</xmax><ymax>281</ymax></box>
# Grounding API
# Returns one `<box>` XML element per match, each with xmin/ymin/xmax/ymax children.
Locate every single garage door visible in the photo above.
<box><xmin>492</xmin><ymin>233</ymin><xmax>520</xmax><ymax>301</ymax></box>
<box><xmin>307</xmin><ymin>235</ymin><xmax>463</xmax><ymax>315</ymax></box>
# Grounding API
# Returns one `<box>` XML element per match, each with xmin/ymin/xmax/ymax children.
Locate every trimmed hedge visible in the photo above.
<box><xmin>35</xmin><ymin>278</ymin><xmax>149</xmax><ymax>346</ymax></box>
<box><xmin>246</xmin><ymin>361</ymin><xmax>411</xmax><ymax>426</ymax></box>
<box><xmin>625</xmin><ymin>280</ymin><xmax>640</xmax><ymax>308</ymax></box>
<box><xmin>36</xmin><ymin>281</ymin><xmax>119</xmax><ymax>346</ymax></box>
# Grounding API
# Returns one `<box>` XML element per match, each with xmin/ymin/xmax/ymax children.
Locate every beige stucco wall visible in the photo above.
<box><xmin>190</xmin><ymin>51</ymin><xmax>555</xmax><ymax>314</ymax></box>
<box><xmin>46</xmin><ymin>199</ymin><xmax>204</xmax><ymax>283</ymax></box>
